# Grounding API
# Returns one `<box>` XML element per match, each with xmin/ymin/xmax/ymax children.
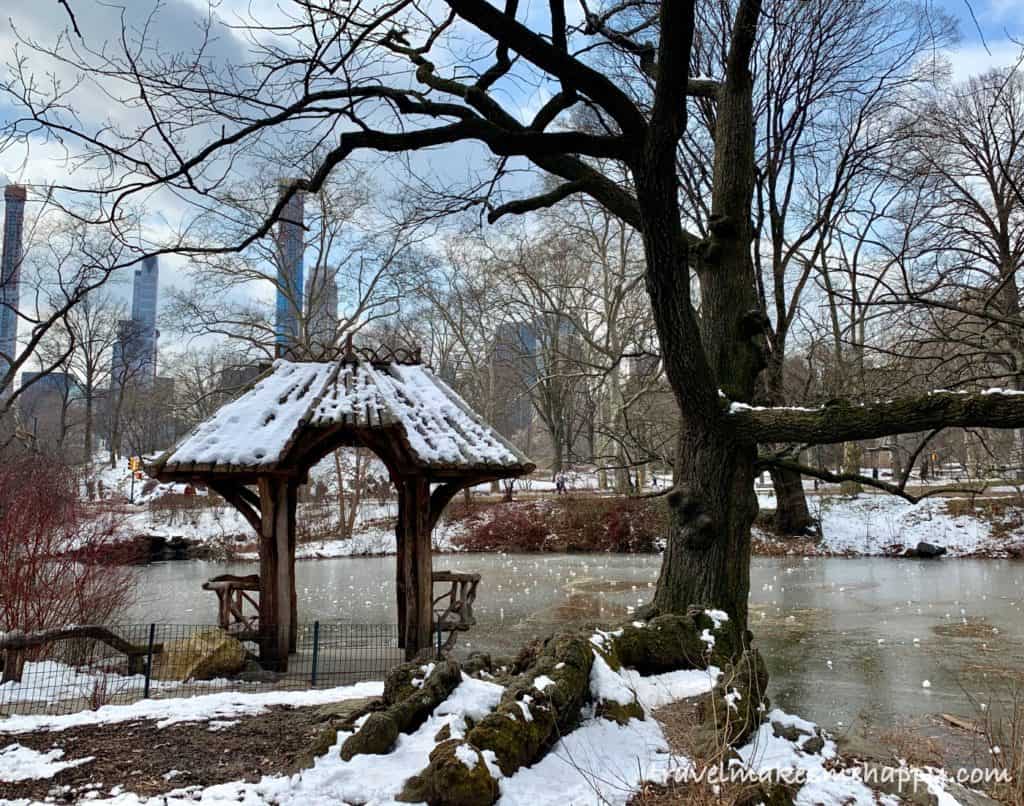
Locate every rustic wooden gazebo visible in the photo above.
<box><xmin>145</xmin><ymin>349</ymin><xmax>533</xmax><ymax>668</ymax></box>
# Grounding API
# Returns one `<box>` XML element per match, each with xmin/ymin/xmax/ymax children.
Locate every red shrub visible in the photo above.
<box><xmin>0</xmin><ymin>456</ymin><xmax>136</xmax><ymax>635</ymax></box>
<box><xmin>455</xmin><ymin>504</ymin><xmax>551</xmax><ymax>552</ymax></box>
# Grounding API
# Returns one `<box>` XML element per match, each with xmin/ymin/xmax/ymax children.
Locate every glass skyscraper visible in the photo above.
<box><xmin>0</xmin><ymin>184</ymin><xmax>26</xmax><ymax>385</ymax></box>
<box><xmin>275</xmin><ymin>182</ymin><xmax>305</xmax><ymax>357</ymax></box>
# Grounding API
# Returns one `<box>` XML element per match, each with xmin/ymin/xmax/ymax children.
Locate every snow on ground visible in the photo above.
<box><xmin>0</xmin><ymin>638</ymin><xmax>981</xmax><ymax>806</ymax></box>
<box><xmin>809</xmin><ymin>495</ymin><xmax>997</xmax><ymax>556</ymax></box>
<box><xmin>238</xmin><ymin>517</ymin><xmax>466</xmax><ymax>560</ymax></box>
<box><xmin>0</xmin><ymin>744</ymin><xmax>94</xmax><ymax>783</ymax></box>
<box><xmin>0</xmin><ymin>660</ymin><xmax>276</xmax><ymax>707</ymax></box>
<box><xmin>0</xmin><ymin>681</ymin><xmax>384</xmax><ymax>734</ymax></box>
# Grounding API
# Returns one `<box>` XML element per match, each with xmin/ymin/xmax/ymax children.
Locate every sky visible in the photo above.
<box><xmin>0</xmin><ymin>0</ymin><xmax>1022</xmax><ymax>362</ymax></box>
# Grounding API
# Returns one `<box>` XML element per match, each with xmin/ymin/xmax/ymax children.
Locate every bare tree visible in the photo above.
<box><xmin>10</xmin><ymin>0</ymin><xmax>1024</xmax><ymax>632</ymax></box>
<box><xmin>0</xmin><ymin>196</ymin><xmax>129</xmax><ymax>449</ymax></box>
<box><xmin>40</xmin><ymin>289</ymin><xmax>125</xmax><ymax>463</ymax></box>
<box><xmin>169</xmin><ymin>173</ymin><xmax>411</xmax><ymax>361</ymax></box>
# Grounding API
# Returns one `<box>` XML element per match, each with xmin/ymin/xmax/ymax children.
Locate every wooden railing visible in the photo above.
<box><xmin>0</xmin><ymin>626</ymin><xmax>158</xmax><ymax>683</ymax></box>
<box><xmin>202</xmin><ymin>574</ymin><xmax>261</xmax><ymax>639</ymax></box>
<box><xmin>431</xmin><ymin>571</ymin><xmax>480</xmax><ymax>652</ymax></box>
<box><xmin>200</xmin><ymin>570</ymin><xmax>481</xmax><ymax>654</ymax></box>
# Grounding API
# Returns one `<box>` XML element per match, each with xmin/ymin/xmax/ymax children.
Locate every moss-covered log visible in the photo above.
<box><xmin>340</xmin><ymin>658</ymin><xmax>461</xmax><ymax>761</ymax></box>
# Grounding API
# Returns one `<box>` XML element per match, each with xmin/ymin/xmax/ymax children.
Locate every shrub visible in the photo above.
<box><xmin>0</xmin><ymin>455</ymin><xmax>136</xmax><ymax>636</ymax></box>
<box><xmin>456</xmin><ymin>504</ymin><xmax>551</xmax><ymax>551</ymax></box>
<box><xmin>452</xmin><ymin>497</ymin><xmax>666</xmax><ymax>553</ymax></box>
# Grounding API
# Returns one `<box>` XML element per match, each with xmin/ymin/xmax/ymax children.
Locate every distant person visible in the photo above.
<box><xmin>555</xmin><ymin>473</ymin><xmax>567</xmax><ymax>495</ymax></box>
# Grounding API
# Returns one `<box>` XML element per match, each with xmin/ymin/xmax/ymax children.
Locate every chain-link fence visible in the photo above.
<box><xmin>0</xmin><ymin>622</ymin><xmax>403</xmax><ymax>717</ymax></box>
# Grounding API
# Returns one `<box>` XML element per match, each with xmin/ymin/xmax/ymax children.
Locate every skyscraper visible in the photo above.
<box><xmin>0</xmin><ymin>184</ymin><xmax>27</xmax><ymax>384</ymax></box>
<box><xmin>307</xmin><ymin>266</ymin><xmax>339</xmax><ymax>354</ymax></box>
<box><xmin>111</xmin><ymin>256</ymin><xmax>160</xmax><ymax>387</ymax></box>
<box><xmin>131</xmin><ymin>256</ymin><xmax>159</xmax><ymax>375</ymax></box>
<box><xmin>275</xmin><ymin>182</ymin><xmax>304</xmax><ymax>357</ymax></box>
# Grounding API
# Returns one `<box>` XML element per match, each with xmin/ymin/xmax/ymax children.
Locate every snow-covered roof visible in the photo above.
<box><xmin>148</xmin><ymin>359</ymin><xmax>533</xmax><ymax>480</ymax></box>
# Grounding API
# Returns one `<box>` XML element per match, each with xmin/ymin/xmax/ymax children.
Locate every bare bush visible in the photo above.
<box><xmin>0</xmin><ymin>456</ymin><xmax>136</xmax><ymax>637</ymax></box>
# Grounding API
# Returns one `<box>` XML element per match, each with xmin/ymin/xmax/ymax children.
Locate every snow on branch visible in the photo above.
<box><xmin>728</xmin><ymin>389</ymin><xmax>1024</xmax><ymax>446</ymax></box>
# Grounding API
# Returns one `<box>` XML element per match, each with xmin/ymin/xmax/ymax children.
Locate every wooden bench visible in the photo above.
<box><xmin>202</xmin><ymin>574</ymin><xmax>261</xmax><ymax>640</ymax></box>
<box><xmin>431</xmin><ymin>571</ymin><xmax>480</xmax><ymax>652</ymax></box>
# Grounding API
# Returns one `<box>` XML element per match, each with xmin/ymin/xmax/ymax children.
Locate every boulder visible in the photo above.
<box><xmin>912</xmin><ymin>542</ymin><xmax>947</xmax><ymax>558</ymax></box>
<box><xmin>151</xmin><ymin>628</ymin><xmax>246</xmax><ymax>681</ymax></box>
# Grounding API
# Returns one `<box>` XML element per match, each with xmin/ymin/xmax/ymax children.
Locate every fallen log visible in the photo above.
<box><xmin>0</xmin><ymin>625</ymin><xmax>159</xmax><ymax>683</ymax></box>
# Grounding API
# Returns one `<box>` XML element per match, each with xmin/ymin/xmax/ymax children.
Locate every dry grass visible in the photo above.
<box><xmin>968</xmin><ymin>683</ymin><xmax>1024</xmax><ymax>806</ymax></box>
<box><xmin>945</xmin><ymin>496</ymin><xmax>1024</xmax><ymax>540</ymax></box>
<box><xmin>629</xmin><ymin>696</ymin><xmax>770</xmax><ymax>806</ymax></box>
<box><xmin>874</xmin><ymin>723</ymin><xmax>944</xmax><ymax>768</ymax></box>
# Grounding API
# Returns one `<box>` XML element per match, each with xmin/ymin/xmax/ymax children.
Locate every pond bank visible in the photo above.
<box><xmin>105</xmin><ymin>491</ymin><xmax>1024</xmax><ymax>564</ymax></box>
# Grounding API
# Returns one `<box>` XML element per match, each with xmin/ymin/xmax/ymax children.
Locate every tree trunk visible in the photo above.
<box><xmin>333</xmin><ymin>449</ymin><xmax>349</xmax><ymax>538</ymax></box>
<box><xmin>654</xmin><ymin>431</ymin><xmax>758</xmax><ymax>628</ymax></box>
<box><xmin>840</xmin><ymin>442</ymin><xmax>863</xmax><ymax>494</ymax></box>
<box><xmin>84</xmin><ymin>391</ymin><xmax>94</xmax><ymax>465</ymax></box>
<box><xmin>769</xmin><ymin>465</ymin><xmax>813</xmax><ymax>535</ymax></box>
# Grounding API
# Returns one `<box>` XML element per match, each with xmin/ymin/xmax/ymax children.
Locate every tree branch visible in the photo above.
<box><xmin>729</xmin><ymin>391</ymin><xmax>1024</xmax><ymax>445</ymax></box>
<box><xmin>756</xmin><ymin>458</ymin><xmax>988</xmax><ymax>505</ymax></box>
<box><xmin>444</xmin><ymin>0</ymin><xmax>646</xmax><ymax>134</ymax></box>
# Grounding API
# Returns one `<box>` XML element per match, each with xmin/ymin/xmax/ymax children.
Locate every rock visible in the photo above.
<box><xmin>152</xmin><ymin>628</ymin><xmax>246</xmax><ymax>681</ymax></box>
<box><xmin>314</xmin><ymin>697</ymin><xmax>380</xmax><ymax>723</ymax></box>
<box><xmin>341</xmin><ymin>659</ymin><xmax>462</xmax><ymax>762</ymax></box>
<box><xmin>595</xmin><ymin>698</ymin><xmax>645</xmax><ymax>725</ymax></box>
<box><xmin>340</xmin><ymin>711</ymin><xmax>400</xmax><ymax>760</ymax></box>
<box><xmin>801</xmin><ymin>734</ymin><xmax>824</xmax><ymax>754</ymax></box>
<box><xmin>834</xmin><ymin>731</ymin><xmax>891</xmax><ymax>764</ymax></box>
<box><xmin>772</xmin><ymin>720</ymin><xmax>805</xmax><ymax>742</ymax></box>
<box><xmin>859</xmin><ymin>763</ymin><xmax>934</xmax><ymax>806</ymax></box>
<box><xmin>914</xmin><ymin>541</ymin><xmax>947</xmax><ymax>558</ymax></box>
<box><xmin>237</xmin><ymin>660</ymin><xmax>281</xmax><ymax>683</ymax></box>
<box><xmin>941</xmin><ymin>781</ymin><xmax>1001</xmax><ymax>806</ymax></box>
<box><xmin>292</xmin><ymin>698</ymin><xmax>382</xmax><ymax>772</ymax></box>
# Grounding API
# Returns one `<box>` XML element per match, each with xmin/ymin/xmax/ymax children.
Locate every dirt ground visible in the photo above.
<box><xmin>0</xmin><ymin>703</ymin><xmax>340</xmax><ymax>803</ymax></box>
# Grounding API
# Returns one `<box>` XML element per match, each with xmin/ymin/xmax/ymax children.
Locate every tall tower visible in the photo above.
<box><xmin>131</xmin><ymin>255</ymin><xmax>159</xmax><ymax>377</ymax></box>
<box><xmin>307</xmin><ymin>266</ymin><xmax>339</xmax><ymax>355</ymax></box>
<box><xmin>111</xmin><ymin>256</ymin><xmax>160</xmax><ymax>390</ymax></box>
<box><xmin>0</xmin><ymin>184</ymin><xmax>27</xmax><ymax>381</ymax></box>
<box><xmin>274</xmin><ymin>181</ymin><xmax>304</xmax><ymax>357</ymax></box>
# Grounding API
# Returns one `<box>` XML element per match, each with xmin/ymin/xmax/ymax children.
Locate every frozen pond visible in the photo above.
<box><xmin>126</xmin><ymin>553</ymin><xmax>1024</xmax><ymax>732</ymax></box>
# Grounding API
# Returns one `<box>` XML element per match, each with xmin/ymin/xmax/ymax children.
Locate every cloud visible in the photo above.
<box><xmin>944</xmin><ymin>38</ymin><xmax>1023</xmax><ymax>80</ymax></box>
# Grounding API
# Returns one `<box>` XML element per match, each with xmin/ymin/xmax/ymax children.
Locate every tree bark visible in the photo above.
<box><xmin>654</xmin><ymin>432</ymin><xmax>758</xmax><ymax>628</ymax></box>
<box><xmin>769</xmin><ymin>465</ymin><xmax>813</xmax><ymax>534</ymax></box>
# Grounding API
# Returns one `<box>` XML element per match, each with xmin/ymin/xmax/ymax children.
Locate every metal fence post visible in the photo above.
<box><xmin>310</xmin><ymin>621</ymin><xmax>320</xmax><ymax>686</ymax></box>
<box><xmin>143</xmin><ymin>623</ymin><xmax>156</xmax><ymax>699</ymax></box>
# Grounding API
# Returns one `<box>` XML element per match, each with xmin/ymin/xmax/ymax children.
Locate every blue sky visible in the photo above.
<box><xmin>1</xmin><ymin>0</ymin><xmax>1023</xmax><ymax>357</ymax></box>
<box><xmin>933</xmin><ymin>0</ymin><xmax>1023</xmax><ymax>77</ymax></box>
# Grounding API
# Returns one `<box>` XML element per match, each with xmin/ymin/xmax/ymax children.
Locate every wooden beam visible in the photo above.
<box><xmin>209</xmin><ymin>481</ymin><xmax>262</xmax><ymax>534</ymax></box>
<box><xmin>257</xmin><ymin>476</ymin><xmax>295</xmax><ymax>671</ymax></box>
<box><xmin>428</xmin><ymin>481</ymin><xmax>464</xmax><ymax>531</ymax></box>
<box><xmin>395</xmin><ymin>486</ymin><xmax>407</xmax><ymax>651</ymax></box>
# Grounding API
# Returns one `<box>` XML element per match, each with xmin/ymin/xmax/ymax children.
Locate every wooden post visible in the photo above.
<box><xmin>257</xmin><ymin>476</ymin><xmax>297</xmax><ymax>671</ymax></box>
<box><xmin>397</xmin><ymin>476</ymin><xmax>432</xmax><ymax>660</ymax></box>
<box><xmin>395</xmin><ymin>487</ymin><xmax>407</xmax><ymax>650</ymax></box>
<box><xmin>288</xmin><ymin>479</ymin><xmax>298</xmax><ymax>653</ymax></box>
